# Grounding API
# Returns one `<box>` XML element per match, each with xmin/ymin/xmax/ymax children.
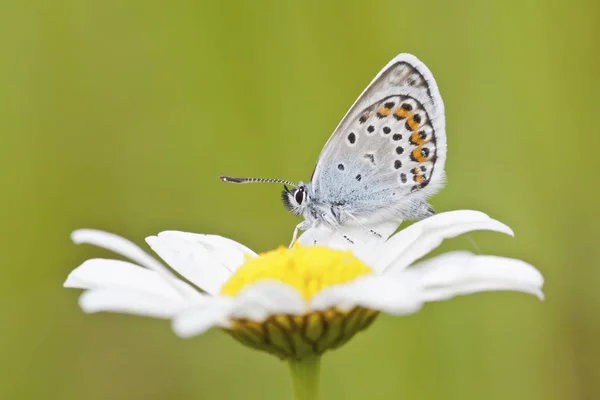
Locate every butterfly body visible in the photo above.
<box><xmin>282</xmin><ymin>175</ymin><xmax>435</xmax><ymax>234</ymax></box>
<box><xmin>221</xmin><ymin>53</ymin><xmax>446</xmax><ymax>242</ymax></box>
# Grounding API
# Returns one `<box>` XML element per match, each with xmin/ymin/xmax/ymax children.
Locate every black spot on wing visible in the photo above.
<box><xmin>347</xmin><ymin>132</ymin><xmax>356</xmax><ymax>144</ymax></box>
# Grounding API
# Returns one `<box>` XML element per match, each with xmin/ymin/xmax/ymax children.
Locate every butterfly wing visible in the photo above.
<box><xmin>310</xmin><ymin>53</ymin><xmax>446</xmax><ymax>225</ymax></box>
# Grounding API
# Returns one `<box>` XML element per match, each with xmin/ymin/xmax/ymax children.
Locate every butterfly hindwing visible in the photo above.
<box><xmin>310</xmin><ymin>54</ymin><xmax>446</xmax><ymax>223</ymax></box>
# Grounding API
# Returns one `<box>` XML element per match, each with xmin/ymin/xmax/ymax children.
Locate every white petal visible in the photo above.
<box><xmin>160</xmin><ymin>231</ymin><xmax>257</xmax><ymax>261</ymax></box>
<box><xmin>71</xmin><ymin>230</ymin><xmax>182</xmax><ymax>289</ymax></box>
<box><xmin>374</xmin><ymin>210</ymin><xmax>514</xmax><ymax>273</ymax></box>
<box><xmin>64</xmin><ymin>258</ymin><xmax>202</xmax><ymax>300</ymax></box>
<box><xmin>200</xmin><ymin>233</ymin><xmax>258</xmax><ymax>258</ymax></box>
<box><xmin>145</xmin><ymin>231</ymin><xmax>254</xmax><ymax>295</ymax></box>
<box><xmin>398</xmin><ymin>251</ymin><xmax>544</xmax><ymax>301</ymax></box>
<box><xmin>364</xmin><ymin>219</ymin><xmax>402</xmax><ymax>240</ymax></box>
<box><xmin>297</xmin><ymin>225</ymin><xmax>396</xmax><ymax>267</ymax></box>
<box><xmin>79</xmin><ymin>289</ymin><xmax>187</xmax><ymax>318</ymax></box>
<box><xmin>229</xmin><ymin>280</ymin><xmax>307</xmax><ymax>320</ymax></box>
<box><xmin>172</xmin><ymin>281</ymin><xmax>307</xmax><ymax>338</ymax></box>
<box><xmin>422</xmin><ymin>281</ymin><xmax>544</xmax><ymax>301</ymax></box>
<box><xmin>297</xmin><ymin>226</ymin><xmax>341</xmax><ymax>247</ymax></box>
<box><xmin>172</xmin><ymin>298</ymin><xmax>234</xmax><ymax>338</ymax></box>
<box><xmin>310</xmin><ymin>275</ymin><xmax>424</xmax><ymax>316</ymax></box>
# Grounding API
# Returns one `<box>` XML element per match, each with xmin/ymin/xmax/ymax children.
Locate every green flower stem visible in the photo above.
<box><xmin>288</xmin><ymin>356</ymin><xmax>321</xmax><ymax>400</ymax></box>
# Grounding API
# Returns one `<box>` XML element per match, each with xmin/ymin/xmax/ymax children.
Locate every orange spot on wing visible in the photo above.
<box><xmin>394</xmin><ymin>108</ymin><xmax>409</xmax><ymax>119</ymax></box>
<box><xmin>377</xmin><ymin>106</ymin><xmax>391</xmax><ymax>117</ymax></box>
<box><xmin>411</xmin><ymin>167</ymin><xmax>423</xmax><ymax>183</ymax></box>
<box><xmin>411</xmin><ymin>147</ymin><xmax>428</xmax><ymax>163</ymax></box>
<box><xmin>410</xmin><ymin>131</ymin><xmax>426</xmax><ymax>145</ymax></box>
<box><xmin>406</xmin><ymin>117</ymin><xmax>420</xmax><ymax>130</ymax></box>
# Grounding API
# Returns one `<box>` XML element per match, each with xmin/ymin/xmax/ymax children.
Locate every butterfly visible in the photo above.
<box><xmin>221</xmin><ymin>53</ymin><xmax>446</xmax><ymax>245</ymax></box>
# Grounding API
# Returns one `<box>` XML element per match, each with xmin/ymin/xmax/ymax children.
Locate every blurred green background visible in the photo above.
<box><xmin>1</xmin><ymin>0</ymin><xmax>599</xmax><ymax>398</ymax></box>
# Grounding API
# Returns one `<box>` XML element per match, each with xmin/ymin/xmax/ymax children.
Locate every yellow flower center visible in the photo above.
<box><xmin>219</xmin><ymin>244</ymin><xmax>379</xmax><ymax>360</ymax></box>
<box><xmin>220</xmin><ymin>245</ymin><xmax>373</xmax><ymax>301</ymax></box>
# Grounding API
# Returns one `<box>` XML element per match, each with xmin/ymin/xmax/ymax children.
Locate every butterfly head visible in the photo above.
<box><xmin>281</xmin><ymin>183</ymin><xmax>310</xmax><ymax>217</ymax></box>
<box><xmin>219</xmin><ymin>175</ymin><xmax>311</xmax><ymax>217</ymax></box>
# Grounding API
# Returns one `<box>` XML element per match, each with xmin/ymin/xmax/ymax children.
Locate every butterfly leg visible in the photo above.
<box><xmin>315</xmin><ymin>213</ymin><xmax>355</xmax><ymax>245</ymax></box>
<box><xmin>289</xmin><ymin>224</ymin><xmax>300</xmax><ymax>247</ymax></box>
<box><xmin>326</xmin><ymin>223</ymin><xmax>356</xmax><ymax>245</ymax></box>
<box><xmin>289</xmin><ymin>221</ymin><xmax>312</xmax><ymax>247</ymax></box>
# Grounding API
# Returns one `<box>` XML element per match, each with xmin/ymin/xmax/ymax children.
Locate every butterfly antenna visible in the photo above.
<box><xmin>219</xmin><ymin>176</ymin><xmax>297</xmax><ymax>187</ymax></box>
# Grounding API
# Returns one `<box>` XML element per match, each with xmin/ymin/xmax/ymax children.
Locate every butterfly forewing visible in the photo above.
<box><xmin>310</xmin><ymin>54</ymin><xmax>446</xmax><ymax>221</ymax></box>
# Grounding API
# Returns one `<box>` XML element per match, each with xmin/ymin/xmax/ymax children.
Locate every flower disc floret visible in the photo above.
<box><xmin>220</xmin><ymin>245</ymin><xmax>373</xmax><ymax>301</ymax></box>
<box><xmin>220</xmin><ymin>245</ymin><xmax>378</xmax><ymax>359</ymax></box>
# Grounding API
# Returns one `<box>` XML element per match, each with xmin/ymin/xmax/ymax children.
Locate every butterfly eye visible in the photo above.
<box><xmin>295</xmin><ymin>188</ymin><xmax>305</xmax><ymax>204</ymax></box>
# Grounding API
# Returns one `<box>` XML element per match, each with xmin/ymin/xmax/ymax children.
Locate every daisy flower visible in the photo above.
<box><xmin>64</xmin><ymin>210</ymin><xmax>543</xmax><ymax>400</ymax></box>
